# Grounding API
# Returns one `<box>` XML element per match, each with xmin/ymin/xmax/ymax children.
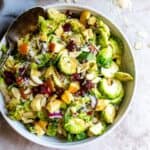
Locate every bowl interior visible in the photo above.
<box><xmin>0</xmin><ymin>4</ymin><xmax>136</xmax><ymax>149</ymax></box>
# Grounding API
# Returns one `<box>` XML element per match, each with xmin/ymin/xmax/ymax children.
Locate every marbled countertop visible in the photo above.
<box><xmin>0</xmin><ymin>0</ymin><xmax>150</xmax><ymax>150</ymax></box>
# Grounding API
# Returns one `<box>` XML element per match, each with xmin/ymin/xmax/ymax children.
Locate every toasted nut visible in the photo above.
<box><xmin>30</xmin><ymin>69</ymin><xmax>43</xmax><ymax>85</ymax></box>
<box><xmin>31</xmin><ymin>94</ymin><xmax>47</xmax><ymax>111</ymax></box>
<box><xmin>46</xmin><ymin>99</ymin><xmax>62</xmax><ymax>113</ymax></box>
<box><xmin>11</xmin><ymin>87</ymin><xmax>21</xmax><ymax>100</ymax></box>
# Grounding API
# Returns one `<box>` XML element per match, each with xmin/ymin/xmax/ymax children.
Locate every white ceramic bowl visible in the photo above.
<box><xmin>0</xmin><ymin>4</ymin><xmax>136</xmax><ymax>149</ymax></box>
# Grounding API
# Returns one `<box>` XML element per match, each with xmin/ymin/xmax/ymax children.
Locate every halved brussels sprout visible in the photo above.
<box><xmin>110</xmin><ymin>37</ymin><xmax>123</xmax><ymax>57</ymax></box>
<box><xmin>115</xmin><ymin>72</ymin><xmax>133</xmax><ymax>81</ymax></box>
<box><xmin>101</xmin><ymin>61</ymin><xmax>119</xmax><ymax>78</ymax></box>
<box><xmin>97</xmin><ymin>46</ymin><xmax>113</xmax><ymax>68</ymax></box>
<box><xmin>64</xmin><ymin>118</ymin><xmax>87</xmax><ymax>134</ymax></box>
<box><xmin>95</xmin><ymin>99</ymin><xmax>109</xmax><ymax>111</ymax></box>
<box><xmin>58</xmin><ymin>54</ymin><xmax>78</xmax><ymax>75</ymax></box>
<box><xmin>102</xmin><ymin>104</ymin><xmax>116</xmax><ymax>123</ymax></box>
<box><xmin>38</xmin><ymin>16</ymin><xmax>57</xmax><ymax>34</ymax></box>
<box><xmin>90</xmin><ymin>88</ymin><xmax>102</xmax><ymax>99</ymax></box>
<box><xmin>88</xmin><ymin>122</ymin><xmax>105</xmax><ymax>136</ymax></box>
<box><xmin>99</xmin><ymin>78</ymin><xmax>123</xmax><ymax>99</ymax></box>
<box><xmin>110</xmin><ymin>88</ymin><xmax>124</xmax><ymax>104</ymax></box>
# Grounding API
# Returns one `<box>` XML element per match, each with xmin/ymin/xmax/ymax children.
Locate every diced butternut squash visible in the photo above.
<box><xmin>37</xmin><ymin>120</ymin><xmax>48</xmax><ymax>130</ymax></box>
<box><xmin>34</xmin><ymin>123</ymin><xmax>45</xmax><ymax>136</ymax></box>
<box><xmin>68</xmin><ymin>82</ymin><xmax>80</xmax><ymax>93</ymax></box>
<box><xmin>61</xmin><ymin>90</ymin><xmax>74</xmax><ymax>104</ymax></box>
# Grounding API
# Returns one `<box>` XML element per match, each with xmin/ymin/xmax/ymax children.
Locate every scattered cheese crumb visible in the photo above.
<box><xmin>116</xmin><ymin>0</ymin><xmax>132</xmax><ymax>9</ymax></box>
<box><xmin>134</xmin><ymin>41</ymin><xmax>143</xmax><ymax>50</ymax></box>
<box><xmin>136</xmin><ymin>31</ymin><xmax>148</xmax><ymax>39</ymax></box>
<box><xmin>65</xmin><ymin>0</ymin><xmax>70</xmax><ymax>3</ymax></box>
<box><xmin>123</xmin><ymin>16</ymin><xmax>130</xmax><ymax>26</ymax></box>
<box><xmin>73</xmin><ymin>0</ymin><xmax>77</xmax><ymax>3</ymax></box>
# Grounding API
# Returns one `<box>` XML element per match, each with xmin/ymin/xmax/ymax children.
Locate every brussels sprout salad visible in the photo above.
<box><xmin>0</xmin><ymin>9</ymin><xmax>133</xmax><ymax>141</ymax></box>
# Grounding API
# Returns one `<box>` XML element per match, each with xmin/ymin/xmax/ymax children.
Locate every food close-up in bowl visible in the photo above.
<box><xmin>0</xmin><ymin>6</ymin><xmax>134</xmax><ymax>144</ymax></box>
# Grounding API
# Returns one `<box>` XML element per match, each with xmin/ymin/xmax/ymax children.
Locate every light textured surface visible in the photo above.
<box><xmin>0</xmin><ymin>0</ymin><xmax>150</xmax><ymax>150</ymax></box>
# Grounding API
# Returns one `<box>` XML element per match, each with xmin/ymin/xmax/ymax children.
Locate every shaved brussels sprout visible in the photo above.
<box><xmin>90</xmin><ymin>88</ymin><xmax>102</xmax><ymax>99</ymax></box>
<box><xmin>96</xmin><ymin>19</ymin><xmax>110</xmax><ymax>48</ymax></box>
<box><xmin>50</xmin><ymin>35</ymin><xmax>65</xmax><ymax>53</ymax></box>
<box><xmin>115</xmin><ymin>72</ymin><xmax>133</xmax><ymax>81</ymax></box>
<box><xmin>88</xmin><ymin>122</ymin><xmax>105</xmax><ymax>136</ymax></box>
<box><xmin>102</xmin><ymin>104</ymin><xmax>116</xmax><ymax>123</ymax></box>
<box><xmin>35</xmin><ymin>53</ymin><xmax>51</xmax><ymax>68</ymax></box>
<box><xmin>44</xmin><ymin>65</ymin><xmax>64</xmax><ymax>88</ymax></box>
<box><xmin>46</xmin><ymin>123</ymin><xmax>57</xmax><ymax>137</ymax></box>
<box><xmin>101</xmin><ymin>61</ymin><xmax>119</xmax><ymax>78</ymax></box>
<box><xmin>99</xmin><ymin>78</ymin><xmax>123</xmax><ymax>99</ymax></box>
<box><xmin>6</xmin><ymin>98</ymin><xmax>20</xmax><ymax>111</ymax></box>
<box><xmin>47</xmin><ymin>8</ymin><xmax>66</xmax><ymax>23</ymax></box>
<box><xmin>110</xmin><ymin>37</ymin><xmax>123</xmax><ymax>66</ymax></box>
<box><xmin>38</xmin><ymin>16</ymin><xmax>57</xmax><ymax>34</ymax></box>
<box><xmin>64</xmin><ymin>118</ymin><xmax>87</xmax><ymax>134</ymax></box>
<box><xmin>97</xmin><ymin>46</ymin><xmax>113</xmax><ymax>68</ymax></box>
<box><xmin>67</xmin><ymin>19</ymin><xmax>85</xmax><ymax>32</ymax></box>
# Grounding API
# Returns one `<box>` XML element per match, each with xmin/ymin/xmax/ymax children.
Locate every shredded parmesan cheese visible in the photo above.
<box><xmin>116</xmin><ymin>0</ymin><xmax>132</xmax><ymax>9</ymax></box>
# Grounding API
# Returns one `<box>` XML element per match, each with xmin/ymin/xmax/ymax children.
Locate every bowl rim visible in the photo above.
<box><xmin>0</xmin><ymin>3</ymin><xmax>137</xmax><ymax>149</ymax></box>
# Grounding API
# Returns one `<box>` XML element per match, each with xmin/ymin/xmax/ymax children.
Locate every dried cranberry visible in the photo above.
<box><xmin>62</xmin><ymin>23</ymin><xmax>72</xmax><ymax>32</ymax></box>
<box><xmin>32</xmin><ymin>84</ymin><xmax>52</xmax><ymax>95</ymax></box>
<box><xmin>66</xmin><ymin>40</ymin><xmax>77</xmax><ymax>51</ymax></box>
<box><xmin>74</xmin><ymin>89</ymin><xmax>85</xmax><ymax>96</ymax></box>
<box><xmin>32</xmin><ymin>86</ymin><xmax>39</xmax><ymax>95</ymax></box>
<box><xmin>84</xmin><ymin>80</ymin><xmax>94</xmax><ymax>91</ymax></box>
<box><xmin>55</xmin><ymin>88</ymin><xmax>64</xmax><ymax>97</ymax></box>
<box><xmin>19</xmin><ymin>67</ymin><xmax>26</xmax><ymax>76</ymax></box>
<box><xmin>65</xmin><ymin>10</ymin><xmax>80</xmax><ymax>18</ymax></box>
<box><xmin>4</xmin><ymin>71</ymin><xmax>15</xmax><ymax>85</ymax></box>
<box><xmin>71</xmin><ymin>73</ymin><xmax>81</xmax><ymax>81</ymax></box>
<box><xmin>87</xmin><ymin>111</ymin><xmax>93</xmax><ymax>115</ymax></box>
